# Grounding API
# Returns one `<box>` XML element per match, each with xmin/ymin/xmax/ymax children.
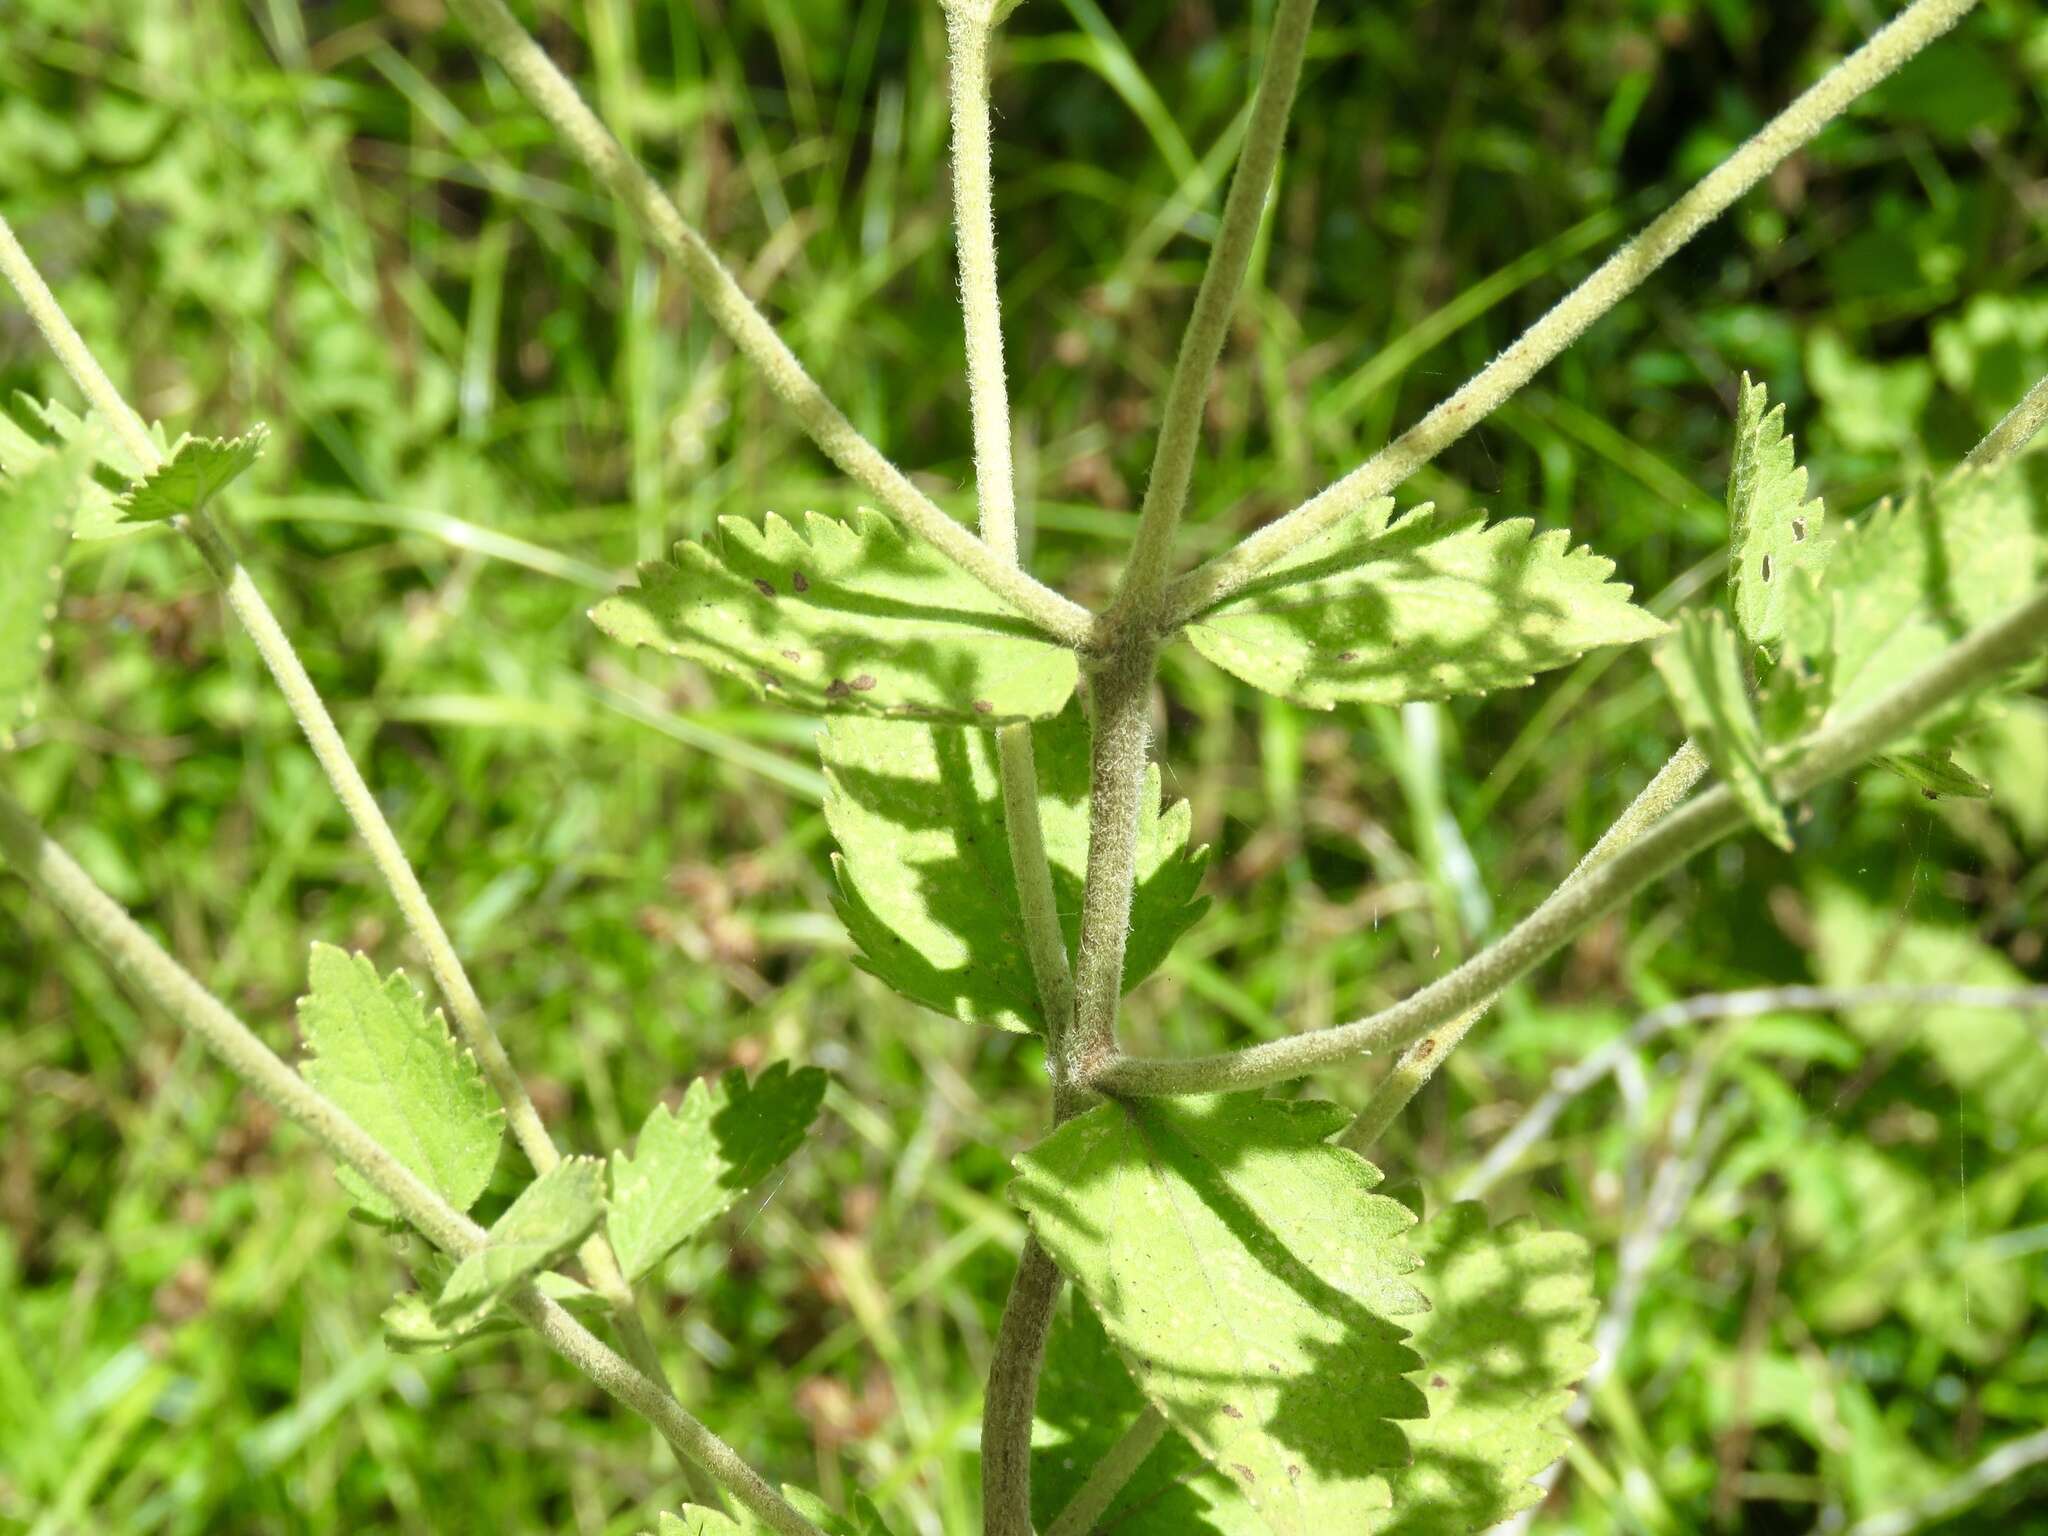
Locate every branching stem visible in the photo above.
<box><xmin>1964</xmin><ymin>370</ymin><xmax>2048</xmax><ymax>468</ymax></box>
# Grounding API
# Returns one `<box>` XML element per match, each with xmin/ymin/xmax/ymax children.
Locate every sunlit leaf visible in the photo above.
<box><xmin>591</xmin><ymin>508</ymin><xmax>1079</xmax><ymax>724</ymax></box>
<box><xmin>432</xmin><ymin>1156</ymin><xmax>605</xmax><ymax>1329</ymax></box>
<box><xmin>1654</xmin><ymin>609</ymin><xmax>1790</xmax><ymax>849</ymax></box>
<box><xmin>1014</xmin><ymin>1095</ymin><xmax>1427</xmax><ymax>1536</ymax></box>
<box><xmin>1727</xmin><ymin>374</ymin><xmax>1826</xmax><ymax>653</ymax></box>
<box><xmin>0</xmin><ymin>437</ymin><xmax>87</xmax><ymax>747</ymax></box>
<box><xmin>1185</xmin><ymin>500</ymin><xmax>1664</xmax><ymax>709</ymax></box>
<box><xmin>113</xmin><ymin>425</ymin><xmax>268</xmax><ymax>522</ymax></box>
<box><xmin>0</xmin><ymin>392</ymin><xmax>167</xmax><ymax>540</ymax></box>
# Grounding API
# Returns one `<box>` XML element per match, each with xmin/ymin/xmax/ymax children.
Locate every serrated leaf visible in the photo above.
<box><xmin>779</xmin><ymin>1486</ymin><xmax>898</xmax><ymax>1535</ymax></box>
<box><xmin>0</xmin><ymin>393</ymin><xmax>169</xmax><ymax>540</ymax></box>
<box><xmin>1727</xmin><ymin>375</ymin><xmax>1826</xmax><ymax>652</ymax></box>
<box><xmin>1367</xmin><ymin>1203</ymin><xmax>1596</xmax><ymax>1535</ymax></box>
<box><xmin>822</xmin><ymin>704</ymin><xmax>1208</xmax><ymax>1032</ymax></box>
<box><xmin>112</xmin><ymin>425</ymin><xmax>268</xmax><ymax>522</ymax></box>
<box><xmin>433</xmin><ymin>1156</ymin><xmax>605</xmax><ymax>1329</ymax></box>
<box><xmin>297</xmin><ymin>944</ymin><xmax>503</xmax><ymax>1222</ymax></box>
<box><xmin>1185</xmin><ymin>500</ymin><xmax>1665</xmax><ymax>709</ymax></box>
<box><xmin>591</xmin><ymin>508</ymin><xmax>1079</xmax><ymax>724</ymax></box>
<box><xmin>608</xmin><ymin>1062</ymin><xmax>827</xmax><ymax>1284</ymax></box>
<box><xmin>383</xmin><ymin>1271</ymin><xmax>603</xmax><ymax>1353</ymax></box>
<box><xmin>1033</xmin><ymin>1290</ymin><xmax>1262</xmax><ymax>1536</ymax></box>
<box><xmin>1875</xmin><ymin>749</ymin><xmax>1990</xmax><ymax>800</ymax></box>
<box><xmin>1653</xmin><ymin>610</ymin><xmax>1790</xmax><ymax>849</ymax></box>
<box><xmin>1</xmin><ymin>438</ymin><xmax>88</xmax><ymax>747</ymax></box>
<box><xmin>1014</xmin><ymin>1095</ymin><xmax>1428</xmax><ymax>1536</ymax></box>
<box><xmin>658</xmin><ymin>1513</ymin><xmax>742</xmax><ymax>1536</ymax></box>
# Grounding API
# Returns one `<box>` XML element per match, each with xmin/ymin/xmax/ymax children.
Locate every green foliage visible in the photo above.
<box><xmin>0</xmin><ymin>436</ymin><xmax>84</xmax><ymax>747</ymax></box>
<box><xmin>1014</xmin><ymin>1095</ymin><xmax>1427</xmax><ymax>1534</ymax></box>
<box><xmin>1726</xmin><ymin>375</ymin><xmax>1826</xmax><ymax>653</ymax></box>
<box><xmin>0</xmin><ymin>393</ymin><xmax>165</xmax><ymax>539</ymax></box>
<box><xmin>1874</xmin><ymin>748</ymin><xmax>1989</xmax><ymax>799</ymax></box>
<box><xmin>1185</xmin><ymin>500</ymin><xmax>1664</xmax><ymax>709</ymax></box>
<box><xmin>1653</xmin><ymin>610</ymin><xmax>1790</xmax><ymax>849</ymax></box>
<box><xmin>822</xmin><ymin>706</ymin><xmax>1207</xmax><ymax>1032</ymax></box>
<box><xmin>296</xmin><ymin>943</ymin><xmax>503</xmax><ymax>1222</ymax></box>
<box><xmin>112</xmin><ymin>424</ymin><xmax>268</xmax><ymax>522</ymax></box>
<box><xmin>383</xmin><ymin>1271</ymin><xmax>604</xmax><ymax>1353</ymax></box>
<box><xmin>431</xmin><ymin>1156</ymin><xmax>606</xmax><ymax>1329</ymax></box>
<box><xmin>659</xmin><ymin>1511</ymin><xmax>742</xmax><ymax>1535</ymax></box>
<box><xmin>607</xmin><ymin>1062</ymin><xmax>828</xmax><ymax>1284</ymax></box>
<box><xmin>592</xmin><ymin>510</ymin><xmax>1079</xmax><ymax>724</ymax></box>
<box><xmin>780</xmin><ymin>1485</ymin><xmax>899</xmax><ymax>1535</ymax></box>
<box><xmin>1372</xmin><ymin>1204</ymin><xmax>1596</xmax><ymax>1535</ymax></box>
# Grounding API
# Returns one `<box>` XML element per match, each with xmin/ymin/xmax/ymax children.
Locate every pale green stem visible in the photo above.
<box><xmin>436</xmin><ymin>0</ymin><xmax>1093</xmax><ymax>649</ymax></box>
<box><xmin>0</xmin><ymin>211</ymin><xmax>670</xmax><ymax>1412</ymax></box>
<box><xmin>1045</xmin><ymin>1405</ymin><xmax>1169</xmax><ymax>1536</ymax></box>
<box><xmin>1092</xmin><ymin>581</ymin><xmax>2048</xmax><ymax>1096</ymax></box>
<box><xmin>1110</xmin><ymin>0</ymin><xmax>1318</xmax><ymax>618</ymax></box>
<box><xmin>1335</xmin><ymin>741</ymin><xmax>1708</xmax><ymax>1153</ymax></box>
<box><xmin>0</xmin><ymin>790</ymin><xmax>825</xmax><ymax>1536</ymax></box>
<box><xmin>1963</xmin><ymin>371</ymin><xmax>2048</xmax><ymax>468</ymax></box>
<box><xmin>1161</xmin><ymin>0</ymin><xmax>1982</xmax><ymax>629</ymax></box>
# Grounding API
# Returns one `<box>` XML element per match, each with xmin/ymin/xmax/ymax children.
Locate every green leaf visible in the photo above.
<box><xmin>657</xmin><ymin>1513</ymin><xmax>742</xmax><ymax>1536</ymax></box>
<box><xmin>296</xmin><ymin>943</ymin><xmax>503</xmax><ymax>1222</ymax></box>
<box><xmin>1013</xmin><ymin>1095</ymin><xmax>1428</xmax><ymax>1536</ymax></box>
<box><xmin>1033</xmin><ymin>1290</ymin><xmax>1262</xmax><ymax>1535</ymax></box>
<box><xmin>1185</xmin><ymin>500</ymin><xmax>1664</xmax><ymax>709</ymax></box>
<box><xmin>1726</xmin><ymin>374</ymin><xmax>1826</xmax><ymax>653</ymax></box>
<box><xmin>0</xmin><ymin>437</ymin><xmax>88</xmax><ymax>748</ymax></box>
<box><xmin>1875</xmin><ymin>749</ymin><xmax>1990</xmax><ymax>800</ymax></box>
<box><xmin>432</xmin><ymin>1156</ymin><xmax>605</xmax><ymax>1329</ymax></box>
<box><xmin>1368</xmin><ymin>1203</ymin><xmax>1596</xmax><ymax>1535</ymax></box>
<box><xmin>0</xmin><ymin>393</ymin><xmax>168</xmax><ymax>540</ymax></box>
<box><xmin>111</xmin><ymin>425</ymin><xmax>268</xmax><ymax>522</ymax></box>
<box><xmin>822</xmin><ymin>705</ymin><xmax>1208</xmax><ymax>1032</ymax></box>
<box><xmin>607</xmin><ymin>1062</ymin><xmax>828</xmax><ymax>1284</ymax></box>
<box><xmin>383</xmin><ymin>1271</ymin><xmax>603</xmax><ymax>1353</ymax></box>
<box><xmin>779</xmin><ymin>1486</ymin><xmax>898</xmax><ymax>1536</ymax></box>
<box><xmin>1653</xmin><ymin>610</ymin><xmax>1790</xmax><ymax>850</ymax></box>
<box><xmin>591</xmin><ymin>508</ymin><xmax>1079</xmax><ymax>724</ymax></box>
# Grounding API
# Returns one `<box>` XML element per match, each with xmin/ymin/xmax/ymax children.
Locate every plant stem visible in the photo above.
<box><xmin>979</xmin><ymin>1237</ymin><xmax>1064</xmax><ymax>1536</ymax></box>
<box><xmin>0</xmin><ymin>212</ymin><xmax>674</xmax><ymax>1419</ymax></box>
<box><xmin>1964</xmin><ymin>371</ymin><xmax>2048</xmax><ymax>468</ymax></box>
<box><xmin>1045</xmin><ymin>1406</ymin><xmax>1169</xmax><ymax>1536</ymax></box>
<box><xmin>1160</xmin><ymin>0</ymin><xmax>1981</xmax><ymax>629</ymax></box>
<box><xmin>438</xmin><ymin>0</ymin><xmax>1093</xmax><ymax>650</ymax></box>
<box><xmin>1091</xmin><ymin>581</ymin><xmax>2048</xmax><ymax>1096</ymax></box>
<box><xmin>0</xmin><ymin>789</ymin><xmax>826</xmax><ymax>1536</ymax></box>
<box><xmin>1336</xmin><ymin>740</ymin><xmax>1707</xmax><ymax>1152</ymax></box>
<box><xmin>1110</xmin><ymin>0</ymin><xmax>1318</xmax><ymax>617</ymax></box>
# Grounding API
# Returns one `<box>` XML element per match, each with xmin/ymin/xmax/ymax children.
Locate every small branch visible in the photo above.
<box><xmin>1964</xmin><ymin>370</ymin><xmax>2048</xmax><ymax>468</ymax></box>
<box><xmin>1458</xmin><ymin>983</ymin><xmax>2048</xmax><ymax>1203</ymax></box>
<box><xmin>0</xmin><ymin>789</ymin><xmax>826</xmax><ymax>1536</ymax></box>
<box><xmin>980</xmin><ymin>1237</ymin><xmax>1064</xmax><ymax>1536</ymax></box>
<box><xmin>1160</xmin><ymin>0</ymin><xmax>1982</xmax><ymax>629</ymax></box>
<box><xmin>1110</xmin><ymin>0</ymin><xmax>1319</xmax><ymax>619</ymax></box>
<box><xmin>437</xmin><ymin>0</ymin><xmax>1093</xmax><ymax>649</ymax></box>
<box><xmin>1091</xmin><ymin>582</ymin><xmax>2048</xmax><ymax>1096</ymax></box>
<box><xmin>1045</xmin><ymin>1407</ymin><xmax>1169</xmax><ymax>1536</ymax></box>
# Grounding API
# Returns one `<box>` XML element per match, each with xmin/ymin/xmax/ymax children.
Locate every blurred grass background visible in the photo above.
<box><xmin>2</xmin><ymin>0</ymin><xmax>2046</xmax><ymax>1531</ymax></box>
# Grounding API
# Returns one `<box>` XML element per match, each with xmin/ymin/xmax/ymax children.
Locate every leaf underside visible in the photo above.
<box><xmin>0</xmin><ymin>393</ymin><xmax>167</xmax><ymax>540</ymax></box>
<box><xmin>591</xmin><ymin>508</ymin><xmax>1079</xmax><ymax>724</ymax></box>
<box><xmin>383</xmin><ymin>1270</ymin><xmax>602</xmax><ymax>1352</ymax></box>
<box><xmin>822</xmin><ymin>704</ymin><xmax>1209</xmax><ymax>1032</ymax></box>
<box><xmin>113</xmin><ymin>425</ymin><xmax>268</xmax><ymax>523</ymax></box>
<box><xmin>0</xmin><ymin>439</ymin><xmax>87</xmax><ymax>747</ymax></box>
<box><xmin>1014</xmin><ymin>1095</ymin><xmax>1427</xmax><ymax>1536</ymax></box>
<box><xmin>1727</xmin><ymin>375</ymin><xmax>1827</xmax><ymax>653</ymax></box>
<box><xmin>432</xmin><ymin>1156</ymin><xmax>606</xmax><ymax>1330</ymax></box>
<box><xmin>296</xmin><ymin>943</ymin><xmax>503</xmax><ymax>1221</ymax></box>
<box><xmin>1185</xmin><ymin>499</ymin><xmax>1665</xmax><ymax>709</ymax></box>
<box><xmin>1653</xmin><ymin>610</ymin><xmax>1791</xmax><ymax>850</ymax></box>
<box><xmin>607</xmin><ymin>1062</ymin><xmax>828</xmax><ymax>1284</ymax></box>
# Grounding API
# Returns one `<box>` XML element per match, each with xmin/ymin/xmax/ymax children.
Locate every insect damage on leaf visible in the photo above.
<box><xmin>1185</xmin><ymin>499</ymin><xmax>1665</xmax><ymax>709</ymax></box>
<box><xmin>590</xmin><ymin>507</ymin><xmax>1079</xmax><ymax>724</ymax></box>
<box><xmin>296</xmin><ymin>943</ymin><xmax>503</xmax><ymax>1222</ymax></box>
<box><xmin>822</xmin><ymin>704</ymin><xmax>1208</xmax><ymax>1033</ymax></box>
<box><xmin>113</xmin><ymin>424</ymin><xmax>269</xmax><ymax>523</ymax></box>
<box><xmin>1014</xmin><ymin>1094</ymin><xmax>1427</xmax><ymax>1536</ymax></box>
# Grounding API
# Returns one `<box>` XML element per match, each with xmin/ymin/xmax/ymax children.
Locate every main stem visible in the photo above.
<box><xmin>1162</xmin><ymin>0</ymin><xmax>1982</xmax><ymax>628</ymax></box>
<box><xmin>0</xmin><ymin>790</ymin><xmax>825</xmax><ymax>1536</ymax></box>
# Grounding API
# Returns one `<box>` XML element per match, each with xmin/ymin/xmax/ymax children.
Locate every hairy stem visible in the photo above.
<box><xmin>1110</xmin><ymin>0</ymin><xmax>1318</xmax><ymax>616</ymax></box>
<box><xmin>980</xmin><ymin>1237</ymin><xmax>1064</xmax><ymax>1536</ymax></box>
<box><xmin>0</xmin><ymin>790</ymin><xmax>824</xmax><ymax>1536</ymax></box>
<box><xmin>1161</xmin><ymin>0</ymin><xmax>1981</xmax><ymax>628</ymax></box>
<box><xmin>437</xmin><ymin>0</ymin><xmax>1093</xmax><ymax>649</ymax></box>
<box><xmin>1092</xmin><ymin>581</ymin><xmax>2048</xmax><ymax>1096</ymax></box>
<box><xmin>1964</xmin><ymin>370</ymin><xmax>2048</xmax><ymax>468</ymax></box>
<box><xmin>0</xmin><ymin>212</ymin><xmax>670</xmax><ymax>1411</ymax></box>
<box><xmin>1337</xmin><ymin>741</ymin><xmax>1708</xmax><ymax>1152</ymax></box>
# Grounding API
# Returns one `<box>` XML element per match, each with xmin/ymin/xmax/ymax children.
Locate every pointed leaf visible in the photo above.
<box><xmin>1727</xmin><ymin>375</ymin><xmax>1826</xmax><ymax>652</ymax></box>
<box><xmin>113</xmin><ymin>425</ymin><xmax>268</xmax><ymax>523</ymax></box>
<box><xmin>822</xmin><ymin>706</ymin><xmax>1207</xmax><ymax>1031</ymax></box>
<box><xmin>1367</xmin><ymin>1204</ymin><xmax>1596</xmax><ymax>1534</ymax></box>
<box><xmin>1876</xmin><ymin>749</ymin><xmax>1990</xmax><ymax>800</ymax></box>
<box><xmin>608</xmin><ymin>1062</ymin><xmax>827</xmax><ymax>1283</ymax></box>
<box><xmin>1</xmin><ymin>438</ymin><xmax>88</xmax><ymax>747</ymax></box>
<box><xmin>1014</xmin><ymin>1095</ymin><xmax>1428</xmax><ymax>1536</ymax></box>
<box><xmin>433</xmin><ymin>1156</ymin><xmax>605</xmax><ymax>1329</ymax></box>
<box><xmin>1186</xmin><ymin>501</ymin><xmax>1665</xmax><ymax>709</ymax></box>
<box><xmin>297</xmin><ymin>944</ymin><xmax>503</xmax><ymax>1221</ymax></box>
<box><xmin>591</xmin><ymin>508</ymin><xmax>1079</xmax><ymax>723</ymax></box>
<box><xmin>1653</xmin><ymin>610</ymin><xmax>1791</xmax><ymax>849</ymax></box>
<box><xmin>0</xmin><ymin>393</ymin><xmax>168</xmax><ymax>540</ymax></box>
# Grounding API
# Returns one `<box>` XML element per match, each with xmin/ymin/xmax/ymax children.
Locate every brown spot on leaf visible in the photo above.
<box><xmin>850</xmin><ymin>674</ymin><xmax>877</xmax><ymax>692</ymax></box>
<box><xmin>1286</xmin><ymin>1465</ymin><xmax>1302</xmax><ymax>1484</ymax></box>
<box><xmin>782</xmin><ymin>649</ymin><xmax>803</xmax><ymax>663</ymax></box>
<box><xmin>1232</xmin><ymin>1464</ymin><xmax>1256</xmax><ymax>1484</ymax></box>
<box><xmin>754</xmin><ymin>578</ymin><xmax>777</xmax><ymax>598</ymax></box>
<box><xmin>1221</xmin><ymin>1403</ymin><xmax>1245</xmax><ymax>1419</ymax></box>
<box><xmin>1337</xmin><ymin>650</ymin><xmax>1358</xmax><ymax>663</ymax></box>
<box><xmin>1431</xmin><ymin>1374</ymin><xmax>1449</xmax><ymax>1389</ymax></box>
<box><xmin>792</xmin><ymin>571</ymin><xmax>810</xmax><ymax>593</ymax></box>
<box><xmin>1413</xmin><ymin>1038</ymin><xmax>1435</xmax><ymax>1060</ymax></box>
<box><xmin>972</xmin><ymin>698</ymin><xmax>994</xmax><ymax>715</ymax></box>
<box><xmin>825</xmin><ymin>679</ymin><xmax>853</xmax><ymax>700</ymax></box>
